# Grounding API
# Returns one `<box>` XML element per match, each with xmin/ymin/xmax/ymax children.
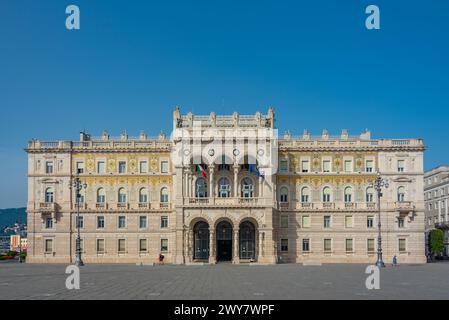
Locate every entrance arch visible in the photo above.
<box><xmin>239</xmin><ymin>221</ymin><xmax>256</xmax><ymax>260</ymax></box>
<box><xmin>216</xmin><ymin>221</ymin><xmax>233</xmax><ymax>261</ymax></box>
<box><xmin>193</xmin><ymin>221</ymin><xmax>209</xmax><ymax>260</ymax></box>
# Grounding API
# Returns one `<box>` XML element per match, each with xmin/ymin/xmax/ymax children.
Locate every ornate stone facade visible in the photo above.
<box><xmin>26</xmin><ymin>108</ymin><xmax>426</xmax><ymax>264</ymax></box>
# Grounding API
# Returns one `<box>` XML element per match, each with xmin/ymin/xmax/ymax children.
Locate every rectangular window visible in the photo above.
<box><xmin>324</xmin><ymin>216</ymin><xmax>331</xmax><ymax>228</ymax></box>
<box><xmin>45</xmin><ymin>218</ymin><xmax>53</xmax><ymax>229</ymax></box>
<box><xmin>281</xmin><ymin>239</ymin><xmax>288</xmax><ymax>252</ymax></box>
<box><xmin>161</xmin><ymin>239</ymin><xmax>168</xmax><ymax>252</ymax></box>
<box><xmin>322</xmin><ymin>160</ymin><xmax>331</xmax><ymax>173</ymax></box>
<box><xmin>118</xmin><ymin>161</ymin><xmax>127</xmax><ymax>174</ymax></box>
<box><xmin>96</xmin><ymin>239</ymin><xmax>105</xmax><ymax>253</ymax></box>
<box><xmin>399</xmin><ymin>239</ymin><xmax>406</xmax><ymax>253</ymax></box>
<box><xmin>367</xmin><ymin>239</ymin><xmax>375</xmax><ymax>253</ymax></box>
<box><xmin>161</xmin><ymin>161</ymin><xmax>169</xmax><ymax>173</ymax></box>
<box><xmin>280</xmin><ymin>160</ymin><xmax>288</xmax><ymax>172</ymax></box>
<box><xmin>398</xmin><ymin>160</ymin><xmax>405</xmax><ymax>173</ymax></box>
<box><xmin>45</xmin><ymin>161</ymin><xmax>54</xmax><ymax>174</ymax></box>
<box><xmin>365</xmin><ymin>160</ymin><xmax>374</xmax><ymax>173</ymax></box>
<box><xmin>97</xmin><ymin>161</ymin><xmax>106</xmax><ymax>174</ymax></box>
<box><xmin>76</xmin><ymin>162</ymin><xmax>85</xmax><ymax>174</ymax></box>
<box><xmin>139</xmin><ymin>216</ymin><xmax>147</xmax><ymax>229</ymax></box>
<box><xmin>398</xmin><ymin>217</ymin><xmax>405</xmax><ymax>228</ymax></box>
<box><xmin>139</xmin><ymin>161</ymin><xmax>148</xmax><ymax>173</ymax></box>
<box><xmin>45</xmin><ymin>239</ymin><xmax>53</xmax><ymax>253</ymax></box>
<box><xmin>97</xmin><ymin>216</ymin><xmax>105</xmax><ymax>229</ymax></box>
<box><xmin>280</xmin><ymin>215</ymin><xmax>289</xmax><ymax>228</ymax></box>
<box><xmin>76</xmin><ymin>216</ymin><xmax>84</xmax><ymax>229</ymax></box>
<box><xmin>139</xmin><ymin>239</ymin><xmax>147</xmax><ymax>252</ymax></box>
<box><xmin>161</xmin><ymin>216</ymin><xmax>168</xmax><ymax>228</ymax></box>
<box><xmin>345</xmin><ymin>215</ymin><xmax>354</xmax><ymax>228</ymax></box>
<box><xmin>118</xmin><ymin>216</ymin><xmax>126</xmax><ymax>229</ymax></box>
<box><xmin>301</xmin><ymin>160</ymin><xmax>309</xmax><ymax>173</ymax></box>
<box><xmin>345</xmin><ymin>239</ymin><xmax>353</xmax><ymax>252</ymax></box>
<box><xmin>344</xmin><ymin>160</ymin><xmax>352</xmax><ymax>172</ymax></box>
<box><xmin>302</xmin><ymin>239</ymin><xmax>310</xmax><ymax>252</ymax></box>
<box><xmin>367</xmin><ymin>216</ymin><xmax>374</xmax><ymax>228</ymax></box>
<box><xmin>302</xmin><ymin>216</ymin><xmax>311</xmax><ymax>228</ymax></box>
<box><xmin>118</xmin><ymin>239</ymin><xmax>126</xmax><ymax>253</ymax></box>
<box><xmin>324</xmin><ymin>239</ymin><xmax>332</xmax><ymax>252</ymax></box>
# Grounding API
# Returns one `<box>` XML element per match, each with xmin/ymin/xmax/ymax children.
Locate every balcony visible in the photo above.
<box><xmin>39</xmin><ymin>202</ymin><xmax>56</xmax><ymax>213</ymax></box>
<box><xmin>138</xmin><ymin>203</ymin><xmax>150</xmax><ymax>210</ymax></box>
<box><xmin>159</xmin><ymin>203</ymin><xmax>171</xmax><ymax>210</ymax></box>
<box><xmin>394</xmin><ymin>201</ymin><xmax>414</xmax><ymax>212</ymax></box>
<box><xmin>279</xmin><ymin>202</ymin><xmax>290</xmax><ymax>210</ymax></box>
<box><xmin>116</xmin><ymin>202</ymin><xmax>129</xmax><ymax>210</ymax></box>
<box><xmin>96</xmin><ymin>202</ymin><xmax>108</xmax><ymax>210</ymax></box>
<box><xmin>183</xmin><ymin>197</ymin><xmax>268</xmax><ymax>207</ymax></box>
<box><xmin>295</xmin><ymin>202</ymin><xmax>378</xmax><ymax>211</ymax></box>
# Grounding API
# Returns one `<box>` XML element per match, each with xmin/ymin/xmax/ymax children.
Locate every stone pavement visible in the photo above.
<box><xmin>1</xmin><ymin>262</ymin><xmax>448</xmax><ymax>300</ymax></box>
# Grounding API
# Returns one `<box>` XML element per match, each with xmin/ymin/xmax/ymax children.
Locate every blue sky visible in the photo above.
<box><xmin>0</xmin><ymin>0</ymin><xmax>448</xmax><ymax>208</ymax></box>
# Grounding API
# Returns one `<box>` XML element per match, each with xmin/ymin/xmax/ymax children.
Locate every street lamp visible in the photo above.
<box><xmin>71</xmin><ymin>175</ymin><xmax>87</xmax><ymax>266</ymax></box>
<box><xmin>369</xmin><ymin>171</ymin><xmax>389</xmax><ymax>268</ymax></box>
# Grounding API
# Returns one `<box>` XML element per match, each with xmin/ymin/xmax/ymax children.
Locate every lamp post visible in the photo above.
<box><xmin>71</xmin><ymin>175</ymin><xmax>87</xmax><ymax>266</ymax></box>
<box><xmin>370</xmin><ymin>171</ymin><xmax>389</xmax><ymax>268</ymax></box>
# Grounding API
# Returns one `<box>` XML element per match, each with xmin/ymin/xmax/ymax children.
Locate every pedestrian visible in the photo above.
<box><xmin>392</xmin><ymin>255</ymin><xmax>397</xmax><ymax>267</ymax></box>
<box><xmin>159</xmin><ymin>253</ymin><xmax>165</xmax><ymax>265</ymax></box>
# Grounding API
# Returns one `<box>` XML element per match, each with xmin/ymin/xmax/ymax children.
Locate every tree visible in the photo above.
<box><xmin>429</xmin><ymin>229</ymin><xmax>445</xmax><ymax>257</ymax></box>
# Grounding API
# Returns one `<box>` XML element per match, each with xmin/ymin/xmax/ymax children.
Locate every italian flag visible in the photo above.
<box><xmin>196</xmin><ymin>164</ymin><xmax>207</xmax><ymax>178</ymax></box>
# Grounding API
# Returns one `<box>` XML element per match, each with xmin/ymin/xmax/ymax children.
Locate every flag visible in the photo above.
<box><xmin>196</xmin><ymin>164</ymin><xmax>207</xmax><ymax>178</ymax></box>
<box><xmin>249</xmin><ymin>164</ymin><xmax>264</xmax><ymax>179</ymax></box>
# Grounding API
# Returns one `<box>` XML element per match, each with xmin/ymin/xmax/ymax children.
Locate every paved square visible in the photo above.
<box><xmin>1</xmin><ymin>262</ymin><xmax>449</xmax><ymax>300</ymax></box>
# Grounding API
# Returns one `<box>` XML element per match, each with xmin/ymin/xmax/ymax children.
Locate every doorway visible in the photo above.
<box><xmin>216</xmin><ymin>221</ymin><xmax>232</xmax><ymax>262</ymax></box>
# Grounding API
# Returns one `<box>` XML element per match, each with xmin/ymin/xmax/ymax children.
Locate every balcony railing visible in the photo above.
<box><xmin>96</xmin><ymin>202</ymin><xmax>107</xmax><ymax>210</ymax></box>
<box><xmin>39</xmin><ymin>202</ymin><xmax>56</xmax><ymax>212</ymax></box>
<box><xmin>184</xmin><ymin>197</ymin><xmax>267</xmax><ymax>207</ymax></box>
<box><xmin>116</xmin><ymin>202</ymin><xmax>129</xmax><ymax>210</ymax></box>
<box><xmin>138</xmin><ymin>203</ymin><xmax>150</xmax><ymax>210</ymax></box>
<box><xmin>279</xmin><ymin>202</ymin><xmax>289</xmax><ymax>210</ymax></box>
<box><xmin>394</xmin><ymin>201</ymin><xmax>414</xmax><ymax>212</ymax></box>
<box><xmin>295</xmin><ymin>202</ymin><xmax>378</xmax><ymax>211</ymax></box>
<box><xmin>159</xmin><ymin>203</ymin><xmax>170</xmax><ymax>209</ymax></box>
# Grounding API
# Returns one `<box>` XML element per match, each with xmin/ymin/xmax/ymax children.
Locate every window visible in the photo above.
<box><xmin>302</xmin><ymin>239</ymin><xmax>310</xmax><ymax>252</ymax></box>
<box><xmin>139</xmin><ymin>239</ymin><xmax>147</xmax><ymax>252</ymax></box>
<box><xmin>367</xmin><ymin>216</ymin><xmax>374</xmax><ymax>228</ymax></box>
<box><xmin>161</xmin><ymin>216</ymin><xmax>168</xmax><ymax>228</ymax></box>
<box><xmin>397</xmin><ymin>186</ymin><xmax>406</xmax><ymax>202</ymax></box>
<box><xmin>345</xmin><ymin>239</ymin><xmax>353</xmax><ymax>252</ymax></box>
<box><xmin>365</xmin><ymin>160</ymin><xmax>374</xmax><ymax>173</ymax></box>
<box><xmin>139</xmin><ymin>216</ymin><xmax>147</xmax><ymax>229</ymax></box>
<box><xmin>160</xmin><ymin>187</ymin><xmax>169</xmax><ymax>203</ymax></box>
<box><xmin>344</xmin><ymin>187</ymin><xmax>353</xmax><ymax>203</ymax></box>
<box><xmin>45</xmin><ymin>218</ymin><xmax>53</xmax><ymax>229</ymax></box>
<box><xmin>161</xmin><ymin>239</ymin><xmax>168</xmax><ymax>252</ymax></box>
<box><xmin>97</xmin><ymin>161</ymin><xmax>106</xmax><ymax>174</ymax></box>
<box><xmin>322</xmin><ymin>160</ymin><xmax>331</xmax><ymax>173</ymax></box>
<box><xmin>118</xmin><ymin>188</ymin><xmax>127</xmax><ymax>203</ymax></box>
<box><xmin>366</xmin><ymin>187</ymin><xmax>374</xmax><ymax>203</ymax></box>
<box><xmin>45</xmin><ymin>239</ymin><xmax>53</xmax><ymax>253</ymax></box>
<box><xmin>76</xmin><ymin>216</ymin><xmax>84</xmax><ymax>229</ymax></box>
<box><xmin>97</xmin><ymin>188</ymin><xmax>106</xmax><ymax>203</ymax></box>
<box><xmin>322</xmin><ymin>187</ymin><xmax>331</xmax><ymax>202</ymax></box>
<box><xmin>118</xmin><ymin>216</ymin><xmax>126</xmax><ymax>229</ymax></box>
<box><xmin>45</xmin><ymin>161</ymin><xmax>54</xmax><ymax>174</ymax></box>
<box><xmin>324</xmin><ymin>216</ymin><xmax>331</xmax><ymax>228</ymax></box>
<box><xmin>218</xmin><ymin>178</ymin><xmax>231</xmax><ymax>198</ymax></box>
<box><xmin>76</xmin><ymin>162</ymin><xmax>84</xmax><ymax>174</ymax></box>
<box><xmin>118</xmin><ymin>161</ymin><xmax>127</xmax><ymax>174</ymax></box>
<box><xmin>345</xmin><ymin>215</ymin><xmax>354</xmax><ymax>228</ymax></box>
<box><xmin>161</xmin><ymin>161</ymin><xmax>169</xmax><ymax>173</ymax></box>
<box><xmin>96</xmin><ymin>239</ymin><xmax>105</xmax><ymax>253</ymax></box>
<box><xmin>302</xmin><ymin>216</ymin><xmax>311</xmax><ymax>228</ymax></box>
<box><xmin>281</xmin><ymin>239</ymin><xmax>288</xmax><ymax>252</ymax></box>
<box><xmin>139</xmin><ymin>188</ymin><xmax>148</xmax><ymax>203</ymax></box>
<box><xmin>344</xmin><ymin>160</ymin><xmax>352</xmax><ymax>172</ymax></box>
<box><xmin>301</xmin><ymin>160</ymin><xmax>310</xmax><ymax>173</ymax></box>
<box><xmin>241</xmin><ymin>177</ymin><xmax>254</xmax><ymax>198</ymax></box>
<box><xmin>301</xmin><ymin>187</ymin><xmax>310</xmax><ymax>203</ymax></box>
<box><xmin>45</xmin><ymin>187</ymin><xmax>54</xmax><ymax>203</ymax></box>
<box><xmin>324</xmin><ymin>239</ymin><xmax>332</xmax><ymax>252</ymax></box>
<box><xmin>367</xmin><ymin>239</ymin><xmax>375</xmax><ymax>253</ymax></box>
<box><xmin>139</xmin><ymin>161</ymin><xmax>148</xmax><ymax>173</ymax></box>
<box><xmin>280</xmin><ymin>215</ymin><xmax>289</xmax><ymax>228</ymax></box>
<box><xmin>280</xmin><ymin>187</ymin><xmax>288</xmax><ymax>203</ymax></box>
<box><xmin>118</xmin><ymin>239</ymin><xmax>126</xmax><ymax>253</ymax></box>
<box><xmin>196</xmin><ymin>178</ymin><xmax>208</xmax><ymax>198</ymax></box>
<box><xmin>397</xmin><ymin>160</ymin><xmax>405</xmax><ymax>173</ymax></box>
<box><xmin>280</xmin><ymin>160</ymin><xmax>288</xmax><ymax>172</ymax></box>
<box><xmin>398</xmin><ymin>239</ymin><xmax>406</xmax><ymax>253</ymax></box>
<box><xmin>398</xmin><ymin>217</ymin><xmax>405</xmax><ymax>228</ymax></box>
<box><xmin>97</xmin><ymin>216</ymin><xmax>105</xmax><ymax>229</ymax></box>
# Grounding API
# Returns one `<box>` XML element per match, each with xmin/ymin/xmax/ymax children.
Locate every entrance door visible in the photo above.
<box><xmin>193</xmin><ymin>221</ymin><xmax>209</xmax><ymax>260</ymax></box>
<box><xmin>239</xmin><ymin>221</ymin><xmax>256</xmax><ymax>260</ymax></box>
<box><xmin>216</xmin><ymin>221</ymin><xmax>232</xmax><ymax>261</ymax></box>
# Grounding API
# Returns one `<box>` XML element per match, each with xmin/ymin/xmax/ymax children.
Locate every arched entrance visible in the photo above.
<box><xmin>239</xmin><ymin>221</ymin><xmax>256</xmax><ymax>260</ymax></box>
<box><xmin>216</xmin><ymin>221</ymin><xmax>232</xmax><ymax>262</ymax></box>
<box><xmin>193</xmin><ymin>221</ymin><xmax>209</xmax><ymax>260</ymax></box>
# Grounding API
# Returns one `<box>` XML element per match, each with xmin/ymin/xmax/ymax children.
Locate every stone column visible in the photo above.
<box><xmin>259</xmin><ymin>175</ymin><xmax>264</xmax><ymax>198</ymax></box>
<box><xmin>233</xmin><ymin>165</ymin><xmax>239</xmax><ymax>198</ymax></box>
<box><xmin>233</xmin><ymin>229</ymin><xmax>239</xmax><ymax>264</ymax></box>
<box><xmin>209</xmin><ymin>230</ymin><xmax>215</xmax><ymax>264</ymax></box>
<box><xmin>446</xmin><ymin>199</ymin><xmax>448</xmax><ymax>222</ymax></box>
<box><xmin>258</xmin><ymin>231</ymin><xmax>264</xmax><ymax>260</ymax></box>
<box><xmin>209</xmin><ymin>165</ymin><xmax>215</xmax><ymax>198</ymax></box>
<box><xmin>439</xmin><ymin>200</ymin><xmax>442</xmax><ymax>223</ymax></box>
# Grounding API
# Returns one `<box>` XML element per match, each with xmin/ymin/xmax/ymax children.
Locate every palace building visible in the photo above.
<box><xmin>26</xmin><ymin>108</ymin><xmax>426</xmax><ymax>264</ymax></box>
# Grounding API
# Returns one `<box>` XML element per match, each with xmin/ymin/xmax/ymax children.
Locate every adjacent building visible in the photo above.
<box><xmin>26</xmin><ymin>108</ymin><xmax>426</xmax><ymax>264</ymax></box>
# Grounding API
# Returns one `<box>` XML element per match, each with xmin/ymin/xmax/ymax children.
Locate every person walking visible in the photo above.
<box><xmin>392</xmin><ymin>255</ymin><xmax>397</xmax><ymax>267</ymax></box>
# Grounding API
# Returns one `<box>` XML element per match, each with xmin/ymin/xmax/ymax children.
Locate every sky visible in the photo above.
<box><xmin>0</xmin><ymin>0</ymin><xmax>448</xmax><ymax>208</ymax></box>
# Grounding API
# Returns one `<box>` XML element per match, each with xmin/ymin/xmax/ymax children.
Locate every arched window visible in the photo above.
<box><xmin>45</xmin><ymin>187</ymin><xmax>54</xmax><ymax>203</ymax></box>
<box><xmin>241</xmin><ymin>177</ymin><xmax>254</xmax><ymax>198</ymax></box>
<box><xmin>195</xmin><ymin>178</ymin><xmax>208</xmax><ymax>198</ymax></box>
<box><xmin>118</xmin><ymin>188</ymin><xmax>127</xmax><ymax>203</ymax></box>
<box><xmin>397</xmin><ymin>186</ymin><xmax>406</xmax><ymax>202</ymax></box>
<box><xmin>280</xmin><ymin>187</ymin><xmax>289</xmax><ymax>203</ymax></box>
<box><xmin>97</xmin><ymin>188</ymin><xmax>105</xmax><ymax>203</ymax></box>
<box><xmin>160</xmin><ymin>187</ymin><xmax>169</xmax><ymax>203</ymax></box>
<box><xmin>344</xmin><ymin>186</ymin><xmax>353</xmax><ymax>203</ymax></box>
<box><xmin>366</xmin><ymin>187</ymin><xmax>374</xmax><ymax>203</ymax></box>
<box><xmin>218</xmin><ymin>177</ymin><xmax>231</xmax><ymax>198</ymax></box>
<box><xmin>139</xmin><ymin>188</ymin><xmax>148</xmax><ymax>203</ymax></box>
<box><xmin>301</xmin><ymin>187</ymin><xmax>310</xmax><ymax>203</ymax></box>
<box><xmin>322</xmin><ymin>187</ymin><xmax>331</xmax><ymax>203</ymax></box>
